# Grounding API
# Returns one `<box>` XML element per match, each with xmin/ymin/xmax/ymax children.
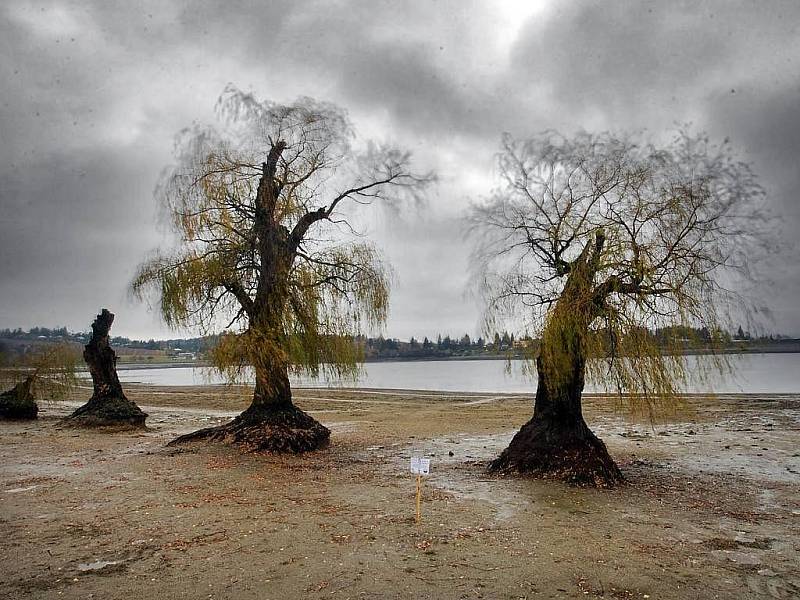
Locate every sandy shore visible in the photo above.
<box><xmin>1</xmin><ymin>386</ymin><xmax>799</xmax><ymax>599</ymax></box>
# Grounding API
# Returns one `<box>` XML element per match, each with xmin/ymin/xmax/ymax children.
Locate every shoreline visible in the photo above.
<box><xmin>114</xmin><ymin>348</ymin><xmax>800</xmax><ymax>372</ymax></box>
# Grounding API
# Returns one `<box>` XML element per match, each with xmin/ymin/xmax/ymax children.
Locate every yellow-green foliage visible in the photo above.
<box><xmin>472</xmin><ymin>129</ymin><xmax>769</xmax><ymax>415</ymax></box>
<box><xmin>0</xmin><ymin>343</ymin><xmax>81</xmax><ymax>401</ymax></box>
<box><xmin>200</xmin><ymin>242</ymin><xmax>390</xmax><ymax>385</ymax></box>
<box><xmin>132</xmin><ymin>87</ymin><xmax>427</xmax><ymax>388</ymax></box>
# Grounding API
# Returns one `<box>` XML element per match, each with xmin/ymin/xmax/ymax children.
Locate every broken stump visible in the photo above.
<box><xmin>0</xmin><ymin>376</ymin><xmax>38</xmax><ymax>420</ymax></box>
<box><xmin>66</xmin><ymin>309</ymin><xmax>147</xmax><ymax>428</ymax></box>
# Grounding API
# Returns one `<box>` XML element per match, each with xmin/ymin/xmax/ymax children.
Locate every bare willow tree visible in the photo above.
<box><xmin>133</xmin><ymin>87</ymin><xmax>431</xmax><ymax>452</ymax></box>
<box><xmin>471</xmin><ymin>129</ymin><xmax>767</xmax><ymax>486</ymax></box>
<box><xmin>0</xmin><ymin>343</ymin><xmax>80</xmax><ymax>419</ymax></box>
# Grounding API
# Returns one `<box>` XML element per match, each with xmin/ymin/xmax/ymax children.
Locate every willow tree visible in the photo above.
<box><xmin>471</xmin><ymin>130</ymin><xmax>767</xmax><ymax>486</ymax></box>
<box><xmin>0</xmin><ymin>343</ymin><xmax>80</xmax><ymax>419</ymax></box>
<box><xmin>133</xmin><ymin>87</ymin><xmax>430</xmax><ymax>452</ymax></box>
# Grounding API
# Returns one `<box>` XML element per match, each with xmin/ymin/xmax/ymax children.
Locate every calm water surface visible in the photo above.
<box><xmin>117</xmin><ymin>354</ymin><xmax>800</xmax><ymax>394</ymax></box>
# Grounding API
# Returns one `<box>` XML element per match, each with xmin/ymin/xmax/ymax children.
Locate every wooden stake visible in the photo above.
<box><xmin>415</xmin><ymin>474</ymin><xmax>422</xmax><ymax>523</ymax></box>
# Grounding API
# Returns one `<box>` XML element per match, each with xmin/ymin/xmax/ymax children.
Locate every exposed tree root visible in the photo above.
<box><xmin>489</xmin><ymin>417</ymin><xmax>623</xmax><ymax>487</ymax></box>
<box><xmin>0</xmin><ymin>376</ymin><xmax>38</xmax><ymax>420</ymax></box>
<box><xmin>168</xmin><ymin>405</ymin><xmax>330</xmax><ymax>454</ymax></box>
<box><xmin>65</xmin><ymin>396</ymin><xmax>147</xmax><ymax>429</ymax></box>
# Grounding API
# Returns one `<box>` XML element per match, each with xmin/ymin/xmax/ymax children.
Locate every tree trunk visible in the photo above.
<box><xmin>66</xmin><ymin>309</ymin><xmax>147</xmax><ymax>428</ymax></box>
<box><xmin>168</xmin><ymin>354</ymin><xmax>330</xmax><ymax>453</ymax></box>
<box><xmin>489</xmin><ymin>239</ymin><xmax>623</xmax><ymax>486</ymax></box>
<box><xmin>488</xmin><ymin>355</ymin><xmax>622</xmax><ymax>486</ymax></box>
<box><xmin>169</xmin><ymin>180</ymin><xmax>330</xmax><ymax>453</ymax></box>
<box><xmin>0</xmin><ymin>376</ymin><xmax>38</xmax><ymax>420</ymax></box>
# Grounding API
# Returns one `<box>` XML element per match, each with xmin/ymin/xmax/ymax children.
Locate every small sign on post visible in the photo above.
<box><xmin>410</xmin><ymin>456</ymin><xmax>431</xmax><ymax>523</ymax></box>
<box><xmin>410</xmin><ymin>456</ymin><xmax>430</xmax><ymax>475</ymax></box>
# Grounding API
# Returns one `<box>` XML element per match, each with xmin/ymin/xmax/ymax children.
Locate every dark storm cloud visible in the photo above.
<box><xmin>2</xmin><ymin>0</ymin><xmax>800</xmax><ymax>338</ymax></box>
<box><xmin>704</xmin><ymin>79</ymin><xmax>800</xmax><ymax>235</ymax></box>
<box><xmin>0</xmin><ymin>145</ymin><xmax>164</xmax><ymax>326</ymax></box>
<box><xmin>510</xmin><ymin>1</ymin><xmax>800</xmax><ymax>127</ymax></box>
<box><xmin>180</xmin><ymin>0</ymin><xmax>519</xmax><ymax>142</ymax></box>
<box><xmin>512</xmin><ymin>2</ymin><xmax>726</xmax><ymax>120</ymax></box>
<box><xmin>508</xmin><ymin>0</ymin><xmax>800</xmax><ymax>200</ymax></box>
<box><xmin>507</xmin><ymin>0</ymin><xmax>800</xmax><ymax>330</ymax></box>
<box><xmin>704</xmin><ymin>81</ymin><xmax>800</xmax><ymax>325</ymax></box>
<box><xmin>0</xmin><ymin>0</ymin><xmax>511</xmax><ymax>338</ymax></box>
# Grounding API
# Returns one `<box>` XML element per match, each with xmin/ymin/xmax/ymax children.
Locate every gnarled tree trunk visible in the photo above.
<box><xmin>488</xmin><ymin>354</ymin><xmax>622</xmax><ymax>486</ymax></box>
<box><xmin>0</xmin><ymin>376</ymin><xmax>38</xmax><ymax>420</ymax></box>
<box><xmin>168</xmin><ymin>145</ymin><xmax>333</xmax><ymax>453</ymax></box>
<box><xmin>489</xmin><ymin>238</ymin><xmax>623</xmax><ymax>487</ymax></box>
<box><xmin>66</xmin><ymin>309</ymin><xmax>147</xmax><ymax>428</ymax></box>
<box><xmin>169</xmin><ymin>252</ymin><xmax>329</xmax><ymax>453</ymax></box>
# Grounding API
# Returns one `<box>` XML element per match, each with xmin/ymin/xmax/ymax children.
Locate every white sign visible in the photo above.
<box><xmin>410</xmin><ymin>456</ymin><xmax>430</xmax><ymax>475</ymax></box>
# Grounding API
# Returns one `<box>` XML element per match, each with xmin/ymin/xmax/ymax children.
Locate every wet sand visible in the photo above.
<box><xmin>1</xmin><ymin>386</ymin><xmax>799</xmax><ymax>599</ymax></box>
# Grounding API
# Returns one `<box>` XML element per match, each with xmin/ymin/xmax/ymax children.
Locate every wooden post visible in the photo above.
<box><xmin>415</xmin><ymin>474</ymin><xmax>422</xmax><ymax>523</ymax></box>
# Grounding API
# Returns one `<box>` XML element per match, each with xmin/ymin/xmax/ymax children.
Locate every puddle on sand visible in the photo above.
<box><xmin>639</xmin><ymin>410</ymin><xmax>800</xmax><ymax>484</ymax></box>
<box><xmin>439</xmin><ymin>474</ymin><xmax>531</xmax><ymax>522</ymax></box>
<box><xmin>710</xmin><ymin>550</ymin><xmax>762</xmax><ymax>566</ymax></box>
<box><xmin>391</xmin><ymin>432</ymin><xmax>536</xmax><ymax>522</ymax></box>
<box><xmin>77</xmin><ymin>560</ymin><xmax>121</xmax><ymax>572</ymax></box>
<box><xmin>757</xmin><ymin>488</ymin><xmax>787</xmax><ymax>514</ymax></box>
<box><xmin>327</xmin><ymin>420</ymin><xmax>366</xmax><ymax>434</ymax></box>
<box><xmin>4</xmin><ymin>485</ymin><xmax>38</xmax><ymax>493</ymax></box>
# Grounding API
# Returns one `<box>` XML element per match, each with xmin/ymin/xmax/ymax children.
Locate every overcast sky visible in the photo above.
<box><xmin>1</xmin><ymin>0</ymin><xmax>799</xmax><ymax>340</ymax></box>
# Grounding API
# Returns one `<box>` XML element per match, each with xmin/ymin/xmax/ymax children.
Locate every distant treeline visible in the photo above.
<box><xmin>359</xmin><ymin>332</ymin><xmax>524</xmax><ymax>360</ymax></box>
<box><xmin>0</xmin><ymin>326</ymin><xmax>213</xmax><ymax>357</ymax></box>
<box><xmin>1</xmin><ymin>324</ymin><xmax>796</xmax><ymax>363</ymax></box>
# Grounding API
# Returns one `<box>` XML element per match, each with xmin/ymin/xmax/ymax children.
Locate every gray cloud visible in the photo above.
<box><xmin>2</xmin><ymin>0</ymin><xmax>800</xmax><ymax>338</ymax></box>
<box><xmin>704</xmin><ymin>82</ymin><xmax>800</xmax><ymax>328</ymax></box>
<box><xmin>510</xmin><ymin>1</ymin><xmax>800</xmax><ymax>127</ymax></box>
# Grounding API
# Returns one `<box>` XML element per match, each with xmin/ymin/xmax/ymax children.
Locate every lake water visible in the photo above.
<box><xmin>117</xmin><ymin>353</ymin><xmax>800</xmax><ymax>394</ymax></box>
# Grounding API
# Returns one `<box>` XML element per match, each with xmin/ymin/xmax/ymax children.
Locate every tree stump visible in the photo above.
<box><xmin>0</xmin><ymin>376</ymin><xmax>38</xmax><ymax>420</ymax></box>
<box><xmin>66</xmin><ymin>309</ymin><xmax>147</xmax><ymax>428</ymax></box>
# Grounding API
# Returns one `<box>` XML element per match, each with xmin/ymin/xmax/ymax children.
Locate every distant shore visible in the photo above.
<box><xmin>114</xmin><ymin>344</ymin><xmax>800</xmax><ymax>371</ymax></box>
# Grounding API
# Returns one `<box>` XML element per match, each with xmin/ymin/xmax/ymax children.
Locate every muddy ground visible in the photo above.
<box><xmin>1</xmin><ymin>385</ymin><xmax>799</xmax><ymax>599</ymax></box>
